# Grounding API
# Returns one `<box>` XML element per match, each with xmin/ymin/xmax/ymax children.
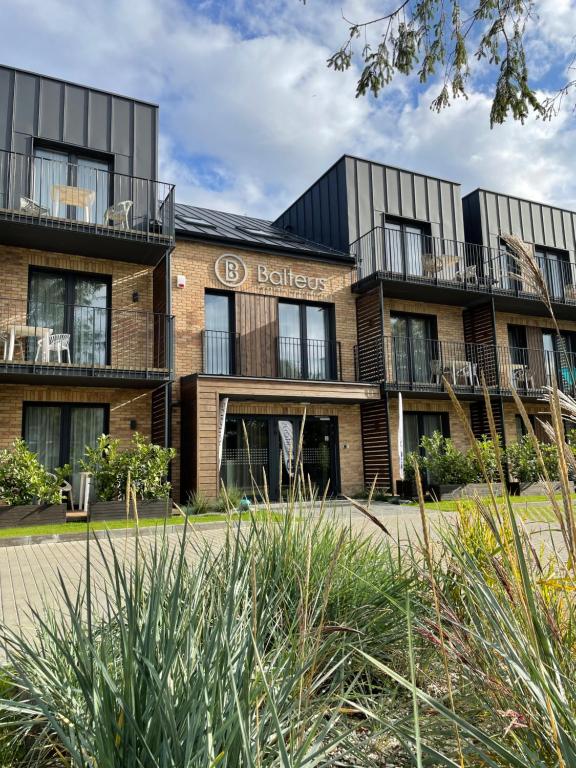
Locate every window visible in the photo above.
<box><xmin>33</xmin><ymin>146</ymin><xmax>111</xmax><ymax>224</ymax></box>
<box><xmin>23</xmin><ymin>404</ymin><xmax>107</xmax><ymax>490</ymax></box>
<box><xmin>28</xmin><ymin>269</ymin><xmax>110</xmax><ymax>365</ymax></box>
<box><xmin>384</xmin><ymin>218</ymin><xmax>432</xmax><ymax>276</ymax></box>
<box><xmin>391</xmin><ymin>313</ymin><xmax>437</xmax><ymax>384</ymax></box>
<box><xmin>278</xmin><ymin>301</ymin><xmax>334</xmax><ymax>380</ymax></box>
<box><xmin>403</xmin><ymin>412</ymin><xmax>449</xmax><ymax>457</ymax></box>
<box><xmin>508</xmin><ymin>325</ymin><xmax>528</xmax><ymax>366</ymax></box>
<box><xmin>204</xmin><ymin>292</ymin><xmax>234</xmax><ymax>374</ymax></box>
<box><xmin>535</xmin><ymin>246</ymin><xmax>570</xmax><ymax>301</ymax></box>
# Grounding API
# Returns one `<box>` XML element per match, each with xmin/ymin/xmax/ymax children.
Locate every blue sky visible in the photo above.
<box><xmin>2</xmin><ymin>0</ymin><xmax>575</xmax><ymax>219</ymax></box>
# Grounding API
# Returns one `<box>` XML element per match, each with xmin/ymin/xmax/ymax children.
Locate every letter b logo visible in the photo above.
<box><xmin>215</xmin><ymin>254</ymin><xmax>247</xmax><ymax>287</ymax></box>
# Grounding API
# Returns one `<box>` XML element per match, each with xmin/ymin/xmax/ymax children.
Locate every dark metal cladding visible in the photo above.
<box><xmin>274</xmin><ymin>154</ymin><xmax>465</xmax><ymax>250</ymax></box>
<box><xmin>0</xmin><ymin>64</ymin><xmax>158</xmax><ymax>180</ymax></box>
<box><xmin>463</xmin><ymin>188</ymin><xmax>576</xmax><ymax>257</ymax></box>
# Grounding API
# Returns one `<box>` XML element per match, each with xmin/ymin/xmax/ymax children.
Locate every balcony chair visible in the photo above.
<box><xmin>35</xmin><ymin>333</ymin><xmax>71</xmax><ymax>363</ymax></box>
<box><xmin>0</xmin><ymin>331</ymin><xmax>24</xmax><ymax>361</ymax></box>
<box><xmin>455</xmin><ymin>265</ymin><xmax>478</xmax><ymax>284</ymax></box>
<box><xmin>19</xmin><ymin>196</ymin><xmax>50</xmax><ymax>217</ymax></box>
<box><xmin>511</xmin><ymin>365</ymin><xmax>535</xmax><ymax>390</ymax></box>
<box><xmin>455</xmin><ymin>361</ymin><xmax>480</xmax><ymax>386</ymax></box>
<box><xmin>104</xmin><ymin>200</ymin><xmax>133</xmax><ymax>230</ymax></box>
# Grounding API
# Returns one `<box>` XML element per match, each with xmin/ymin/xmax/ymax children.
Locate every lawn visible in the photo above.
<box><xmin>0</xmin><ymin>510</ymin><xmax>283</xmax><ymax>540</ymax></box>
<box><xmin>415</xmin><ymin>494</ymin><xmax>570</xmax><ymax>522</ymax></box>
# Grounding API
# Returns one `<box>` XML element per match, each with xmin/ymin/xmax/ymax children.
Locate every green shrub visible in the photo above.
<box><xmin>0</xmin><ymin>439</ymin><xmax>64</xmax><ymax>506</ymax></box>
<box><xmin>186</xmin><ymin>489</ymin><xmax>210</xmax><ymax>516</ymax></box>
<box><xmin>81</xmin><ymin>433</ymin><xmax>176</xmax><ymax>501</ymax></box>
<box><xmin>420</xmin><ymin>431</ymin><xmax>475</xmax><ymax>485</ymax></box>
<box><xmin>213</xmin><ymin>485</ymin><xmax>243</xmax><ymax>513</ymax></box>
<box><xmin>468</xmin><ymin>434</ymin><xmax>500</xmax><ymax>482</ymax></box>
<box><xmin>505</xmin><ymin>434</ymin><xmax>559</xmax><ymax>482</ymax></box>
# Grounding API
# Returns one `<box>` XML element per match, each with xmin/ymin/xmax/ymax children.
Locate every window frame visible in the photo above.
<box><xmin>22</xmin><ymin>402</ymin><xmax>110</xmax><ymax>470</ymax></box>
<box><xmin>277</xmin><ymin>298</ymin><xmax>337</xmax><ymax>380</ymax></box>
<box><xmin>403</xmin><ymin>410</ymin><xmax>450</xmax><ymax>458</ymax></box>
<box><xmin>204</xmin><ymin>290</ymin><xmax>236</xmax><ymax>374</ymax></box>
<box><xmin>28</xmin><ymin>266</ymin><xmax>113</xmax><ymax>366</ymax></box>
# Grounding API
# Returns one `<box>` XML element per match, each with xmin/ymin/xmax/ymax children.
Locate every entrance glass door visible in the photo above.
<box><xmin>220</xmin><ymin>415</ymin><xmax>339</xmax><ymax>501</ymax></box>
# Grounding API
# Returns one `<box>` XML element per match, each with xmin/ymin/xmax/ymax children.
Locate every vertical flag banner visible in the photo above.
<box><xmin>217</xmin><ymin>397</ymin><xmax>229</xmax><ymax>473</ymax></box>
<box><xmin>398</xmin><ymin>392</ymin><xmax>404</xmax><ymax>481</ymax></box>
<box><xmin>278</xmin><ymin>419</ymin><xmax>295</xmax><ymax>476</ymax></box>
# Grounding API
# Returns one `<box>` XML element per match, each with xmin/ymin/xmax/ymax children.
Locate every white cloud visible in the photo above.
<box><xmin>0</xmin><ymin>0</ymin><xmax>575</xmax><ymax>220</ymax></box>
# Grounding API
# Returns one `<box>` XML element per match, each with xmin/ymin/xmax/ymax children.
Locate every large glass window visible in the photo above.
<box><xmin>28</xmin><ymin>269</ymin><xmax>109</xmax><ymax>365</ymax></box>
<box><xmin>33</xmin><ymin>147</ymin><xmax>111</xmax><ymax>224</ymax></box>
<box><xmin>391</xmin><ymin>313</ymin><xmax>437</xmax><ymax>385</ymax></box>
<box><xmin>278</xmin><ymin>301</ymin><xmax>334</xmax><ymax>380</ymax></box>
<box><xmin>384</xmin><ymin>219</ymin><xmax>430</xmax><ymax>276</ymax></box>
<box><xmin>535</xmin><ymin>247</ymin><xmax>570</xmax><ymax>301</ymax></box>
<box><xmin>204</xmin><ymin>292</ymin><xmax>233</xmax><ymax>374</ymax></box>
<box><xmin>23</xmin><ymin>404</ymin><xmax>107</xmax><ymax>490</ymax></box>
<box><xmin>221</xmin><ymin>417</ymin><xmax>269</xmax><ymax>493</ymax></box>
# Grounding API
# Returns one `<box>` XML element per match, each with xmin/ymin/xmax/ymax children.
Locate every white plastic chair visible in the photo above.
<box><xmin>19</xmin><ymin>196</ymin><xmax>50</xmax><ymax>217</ymax></box>
<box><xmin>104</xmin><ymin>200</ymin><xmax>133</xmax><ymax>230</ymax></box>
<box><xmin>35</xmin><ymin>333</ymin><xmax>71</xmax><ymax>363</ymax></box>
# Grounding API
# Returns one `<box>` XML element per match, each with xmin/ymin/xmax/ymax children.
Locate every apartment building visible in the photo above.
<box><xmin>0</xmin><ymin>65</ymin><xmax>174</xmax><ymax>491</ymax></box>
<box><xmin>1</xmin><ymin>63</ymin><xmax>573</xmax><ymax>504</ymax></box>
<box><xmin>276</xmin><ymin>156</ymin><xmax>576</xmax><ymax>492</ymax></box>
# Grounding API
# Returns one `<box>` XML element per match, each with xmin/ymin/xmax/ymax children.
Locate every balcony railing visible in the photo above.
<box><xmin>355</xmin><ymin>335</ymin><xmax>576</xmax><ymax>397</ymax></box>
<box><xmin>351</xmin><ymin>226</ymin><xmax>576</xmax><ymax>306</ymax></box>
<box><xmin>202</xmin><ymin>330</ymin><xmax>342</xmax><ymax>381</ymax></box>
<box><xmin>0</xmin><ymin>150</ymin><xmax>175</xmax><ymax>245</ymax></box>
<box><xmin>0</xmin><ymin>297</ymin><xmax>172</xmax><ymax>382</ymax></box>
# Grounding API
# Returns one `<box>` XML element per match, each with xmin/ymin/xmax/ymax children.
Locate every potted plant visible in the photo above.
<box><xmin>0</xmin><ymin>440</ymin><xmax>67</xmax><ymax>528</ymax></box>
<box><xmin>81</xmin><ymin>434</ymin><xmax>176</xmax><ymax>521</ymax></box>
<box><xmin>419</xmin><ymin>432</ymin><xmax>473</xmax><ymax>499</ymax></box>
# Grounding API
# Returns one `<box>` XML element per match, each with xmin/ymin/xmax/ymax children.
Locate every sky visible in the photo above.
<box><xmin>1</xmin><ymin>0</ymin><xmax>575</xmax><ymax>220</ymax></box>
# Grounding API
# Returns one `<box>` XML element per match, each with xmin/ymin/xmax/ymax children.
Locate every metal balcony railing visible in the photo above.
<box><xmin>351</xmin><ymin>226</ymin><xmax>576</xmax><ymax>306</ymax></box>
<box><xmin>0</xmin><ymin>149</ymin><xmax>175</xmax><ymax>243</ymax></box>
<box><xmin>202</xmin><ymin>330</ymin><xmax>342</xmax><ymax>381</ymax></box>
<box><xmin>355</xmin><ymin>335</ymin><xmax>576</xmax><ymax>397</ymax></box>
<box><xmin>0</xmin><ymin>297</ymin><xmax>172</xmax><ymax>381</ymax></box>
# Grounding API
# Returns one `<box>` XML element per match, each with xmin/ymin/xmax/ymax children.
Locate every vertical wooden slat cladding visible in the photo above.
<box><xmin>525</xmin><ymin>326</ymin><xmax>547</xmax><ymax>387</ymax></box>
<box><xmin>151</xmin><ymin>385</ymin><xmax>167</xmax><ymax>446</ymax></box>
<box><xmin>360</xmin><ymin>398</ymin><xmax>391</xmax><ymax>490</ymax></box>
<box><xmin>180</xmin><ymin>376</ymin><xmax>198</xmax><ymax>503</ymax></box>
<box><xmin>356</xmin><ymin>288</ymin><xmax>383</xmax><ymax>380</ymax></box>
<box><xmin>235</xmin><ymin>293</ymin><xmax>278</xmax><ymax>377</ymax></box>
<box><xmin>470</xmin><ymin>399</ymin><xmax>504</xmax><ymax>443</ymax></box>
<box><xmin>463</xmin><ymin>302</ymin><xmax>498</xmax><ymax>386</ymax></box>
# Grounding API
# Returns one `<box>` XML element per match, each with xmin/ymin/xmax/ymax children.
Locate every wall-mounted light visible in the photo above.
<box><xmin>129</xmin><ymin>419</ymin><xmax>138</xmax><ymax>431</ymax></box>
<box><xmin>132</xmin><ymin>291</ymin><xmax>139</xmax><ymax>303</ymax></box>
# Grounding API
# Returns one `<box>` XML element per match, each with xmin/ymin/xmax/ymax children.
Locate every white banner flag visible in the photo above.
<box><xmin>217</xmin><ymin>397</ymin><xmax>229</xmax><ymax>473</ymax></box>
<box><xmin>278</xmin><ymin>419</ymin><xmax>295</xmax><ymax>476</ymax></box>
<box><xmin>398</xmin><ymin>392</ymin><xmax>404</xmax><ymax>481</ymax></box>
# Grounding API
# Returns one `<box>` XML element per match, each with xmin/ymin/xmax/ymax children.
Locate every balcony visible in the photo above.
<box><xmin>0</xmin><ymin>297</ymin><xmax>172</xmax><ymax>386</ymax></box>
<box><xmin>202</xmin><ymin>330</ymin><xmax>342</xmax><ymax>381</ymax></box>
<box><xmin>355</xmin><ymin>335</ymin><xmax>576</xmax><ymax>399</ymax></box>
<box><xmin>351</xmin><ymin>226</ymin><xmax>576</xmax><ymax>317</ymax></box>
<box><xmin>0</xmin><ymin>150</ymin><xmax>175</xmax><ymax>264</ymax></box>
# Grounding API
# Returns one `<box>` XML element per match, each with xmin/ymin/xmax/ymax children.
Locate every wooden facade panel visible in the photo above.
<box><xmin>236</xmin><ymin>293</ymin><xmax>278</xmax><ymax>378</ymax></box>
<box><xmin>360</xmin><ymin>399</ymin><xmax>391</xmax><ymax>491</ymax></box>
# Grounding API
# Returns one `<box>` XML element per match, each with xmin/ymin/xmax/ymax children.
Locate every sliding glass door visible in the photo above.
<box><xmin>24</xmin><ymin>404</ymin><xmax>107</xmax><ymax>490</ymax></box>
<box><xmin>278</xmin><ymin>301</ymin><xmax>334</xmax><ymax>380</ymax></box>
<box><xmin>391</xmin><ymin>314</ymin><xmax>436</xmax><ymax>385</ymax></box>
<box><xmin>28</xmin><ymin>269</ymin><xmax>109</xmax><ymax>365</ymax></box>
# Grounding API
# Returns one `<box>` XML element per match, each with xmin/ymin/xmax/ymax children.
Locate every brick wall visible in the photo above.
<box><xmin>382</xmin><ymin>298</ymin><xmax>465</xmax><ymax>343</ymax></box>
<box><xmin>502</xmin><ymin>400</ymin><xmax>549</xmax><ymax>443</ymax></box>
<box><xmin>387</xmin><ymin>396</ymin><xmax>472</xmax><ymax>482</ymax></box>
<box><xmin>0</xmin><ymin>244</ymin><xmax>159</xmax><ymax>370</ymax></box>
<box><xmin>495</xmin><ymin>311</ymin><xmax>576</xmax><ymax>350</ymax></box>
<box><xmin>0</xmin><ymin>384</ymin><xmax>152</xmax><ymax>450</ymax></box>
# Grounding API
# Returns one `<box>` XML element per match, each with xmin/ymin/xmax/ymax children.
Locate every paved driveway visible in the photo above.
<box><xmin>0</xmin><ymin>501</ymin><xmax>563</xmax><ymax>660</ymax></box>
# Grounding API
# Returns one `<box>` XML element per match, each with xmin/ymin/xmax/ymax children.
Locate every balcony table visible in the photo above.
<box><xmin>50</xmin><ymin>185</ymin><xmax>96</xmax><ymax>223</ymax></box>
<box><xmin>2</xmin><ymin>325</ymin><xmax>53</xmax><ymax>362</ymax></box>
<box><xmin>421</xmin><ymin>253</ymin><xmax>461</xmax><ymax>278</ymax></box>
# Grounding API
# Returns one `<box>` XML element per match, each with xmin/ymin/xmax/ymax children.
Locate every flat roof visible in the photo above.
<box><xmin>464</xmin><ymin>187</ymin><xmax>576</xmax><ymax>217</ymax></box>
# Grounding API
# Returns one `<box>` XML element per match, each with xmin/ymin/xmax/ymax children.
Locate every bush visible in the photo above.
<box><xmin>81</xmin><ymin>433</ymin><xmax>176</xmax><ymax>502</ymax></box>
<box><xmin>213</xmin><ymin>485</ymin><xmax>243</xmax><ymax>513</ymax></box>
<box><xmin>505</xmin><ymin>434</ymin><xmax>559</xmax><ymax>482</ymax></box>
<box><xmin>420</xmin><ymin>431</ymin><xmax>475</xmax><ymax>485</ymax></box>
<box><xmin>468</xmin><ymin>435</ymin><xmax>500</xmax><ymax>482</ymax></box>
<box><xmin>0</xmin><ymin>439</ymin><xmax>65</xmax><ymax>506</ymax></box>
<box><xmin>186</xmin><ymin>489</ymin><xmax>210</xmax><ymax>516</ymax></box>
